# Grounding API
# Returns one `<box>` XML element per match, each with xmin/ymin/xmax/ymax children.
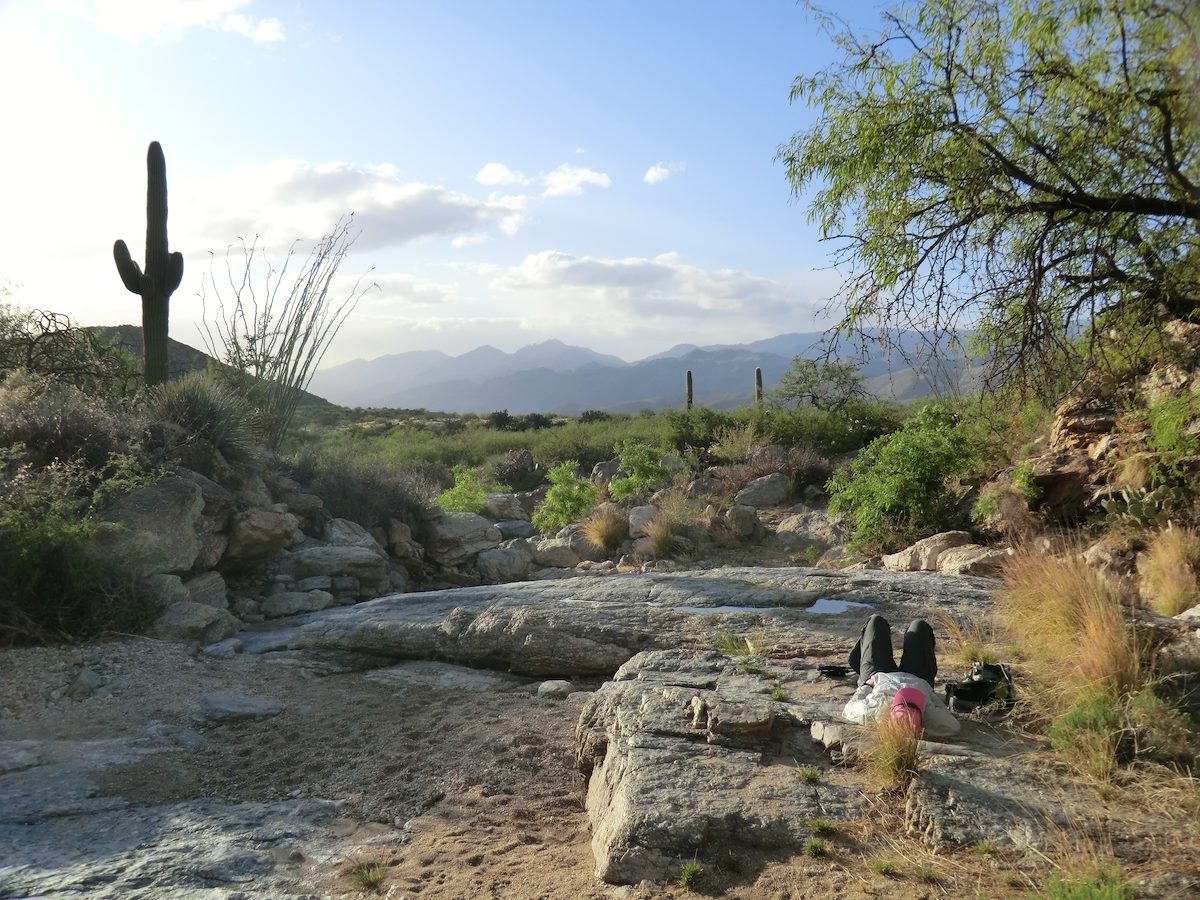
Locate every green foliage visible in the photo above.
<box><xmin>1042</xmin><ymin>868</ymin><xmax>1134</xmax><ymax>900</ymax></box>
<box><xmin>1049</xmin><ymin>691</ymin><xmax>1123</xmax><ymax>782</ymax></box>
<box><xmin>0</xmin><ymin>303</ymin><xmax>142</xmax><ymax>399</ymax></box>
<box><xmin>868</xmin><ymin>859</ymin><xmax>897</xmax><ymax>877</ymax></box>
<box><xmin>805</xmin><ymin>818</ymin><xmax>836</xmax><ymax>837</ymax></box>
<box><xmin>676</xmin><ymin>860</ymin><xmax>703</xmax><ymax>891</ymax></box>
<box><xmin>970</xmin><ymin>489</ymin><xmax>999</xmax><ymax>526</ymax></box>
<box><xmin>1011</xmin><ymin>461</ymin><xmax>1040</xmax><ymax>503</ymax></box>
<box><xmin>349</xmin><ymin>862</ymin><xmax>387</xmax><ymax>891</ymax></box>
<box><xmin>801</xmin><ymin>837</ymin><xmax>828</xmax><ymax>858</ymax></box>
<box><xmin>663</xmin><ymin>406</ymin><xmax>733</xmax><ymax>452</ymax></box>
<box><xmin>769</xmin><ymin>687</ymin><xmax>789</xmax><ymax>702</ymax></box>
<box><xmin>774</xmin><ymin>357</ymin><xmax>866</xmax><ymax>412</ymax></box>
<box><xmin>780</xmin><ymin>0</ymin><xmax>1199</xmax><ymax>394</ymax></box>
<box><xmin>609</xmin><ymin>441</ymin><xmax>671</xmax><ymax>501</ymax></box>
<box><xmin>914</xmin><ymin>864</ymin><xmax>936</xmax><ymax>884</ymax></box>
<box><xmin>288</xmin><ymin>444</ymin><xmax>440</xmax><ymax>533</ymax></box>
<box><xmin>532</xmin><ymin>461</ymin><xmax>598</xmax><ymax>533</ymax></box>
<box><xmin>1146</xmin><ymin>392</ymin><xmax>1200</xmax><ymax>485</ymax></box>
<box><xmin>578</xmin><ymin>409</ymin><xmax>615</xmax><ymax>424</ymax></box>
<box><xmin>0</xmin><ymin>448</ymin><xmax>160</xmax><ymax>644</ymax></box>
<box><xmin>436</xmin><ymin>465</ymin><xmax>508</xmax><ymax>513</ymax></box>
<box><xmin>151</xmin><ymin>371</ymin><xmax>259</xmax><ymax>462</ymax></box>
<box><xmin>795</xmin><ymin>766</ymin><xmax>821</xmax><ymax>784</ymax></box>
<box><xmin>762</xmin><ymin>401</ymin><xmax>904</xmax><ymax>455</ymax></box>
<box><xmin>827</xmin><ymin>404</ymin><xmax>978</xmax><ymax>551</ymax></box>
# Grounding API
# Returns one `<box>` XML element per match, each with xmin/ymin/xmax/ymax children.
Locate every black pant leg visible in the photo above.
<box><xmin>899</xmin><ymin>619</ymin><xmax>937</xmax><ymax>685</ymax></box>
<box><xmin>848</xmin><ymin>615</ymin><xmax>896</xmax><ymax>686</ymax></box>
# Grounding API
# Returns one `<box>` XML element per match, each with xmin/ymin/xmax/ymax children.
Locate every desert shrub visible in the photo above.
<box><xmin>862</xmin><ymin>714</ymin><xmax>921</xmax><ymax>790</ymax></box>
<box><xmin>642</xmin><ymin>516</ymin><xmax>679</xmax><ymax>559</ymax></box>
<box><xmin>0</xmin><ymin>371</ymin><xmax>145</xmax><ymax>470</ymax></box>
<box><xmin>655</xmin><ymin>486</ymin><xmax>707</xmax><ymax>529</ymax></box>
<box><xmin>436</xmin><ymin>465</ymin><xmax>508</xmax><ymax>514</ymax></box>
<box><xmin>663</xmin><ymin>406</ymin><xmax>735</xmax><ymax>452</ymax></box>
<box><xmin>0</xmin><ymin>304</ymin><xmax>142</xmax><ymax>399</ymax></box>
<box><xmin>480</xmin><ymin>447</ymin><xmax>542</xmax><ymax>492</ymax></box>
<box><xmin>580</xmin><ymin>505</ymin><xmax>628</xmax><ymax>553</ymax></box>
<box><xmin>609</xmin><ymin>441</ymin><xmax>672</xmax><ymax>501</ymax></box>
<box><xmin>1049</xmin><ymin>690</ymin><xmax>1124</xmax><ymax>781</ymax></box>
<box><xmin>486</xmin><ymin>410</ymin><xmax>515</xmax><ymax>431</ymax></box>
<box><xmin>1140</xmin><ymin>526</ymin><xmax>1200</xmax><ymax>617</ymax></box>
<box><xmin>1146</xmin><ymin>391</ymin><xmax>1200</xmax><ymax>485</ymax></box>
<box><xmin>762</xmin><ymin>400</ymin><xmax>903</xmax><ymax>455</ymax></box>
<box><xmin>827</xmin><ymin>404</ymin><xmax>978</xmax><ymax>551</ymax></box>
<box><xmin>512</xmin><ymin>412</ymin><xmax>556</xmax><ymax>431</ymax></box>
<box><xmin>288</xmin><ymin>444</ymin><xmax>440</xmax><ymax>534</ymax></box>
<box><xmin>151</xmin><ymin>371</ymin><xmax>259</xmax><ymax>462</ymax></box>
<box><xmin>1042</xmin><ymin>868</ymin><xmax>1133</xmax><ymax>900</ymax></box>
<box><xmin>578</xmin><ymin>409</ymin><xmax>614</xmax><ymax>423</ymax></box>
<box><xmin>1011</xmin><ymin>460</ymin><xmax>1040</xmax><ymax>503</ymax></box>
<box><xmin>0</xmin><ymin>448</ymin><xmax>160</xmax><ymax>644</ymax></box>
<box><xmin>710</xmin><ymin>421</ymin><xmax>761</xmax><ymax>463</ymax></box>
<box><xmin>532</xmin><ymin>461</ymin><xmax>598</xmax><ymax>533</ymax></box>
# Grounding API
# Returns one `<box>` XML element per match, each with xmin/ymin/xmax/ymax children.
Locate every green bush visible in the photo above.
<box><xmin>0</xmin><ymin>371</ymin><xmax>144</xmax><ymax>469</ymax></box>
<box><xmin>0</xmin><ymin>447</ymin><xmax>160</xmax><ymax>644</ymax></box>
<box><xmin>1011</xmin><ymin>460</ymin><xmax>1040</xmax><ymax>502</ymax></box>
<box><xmin>827</xmin><ymin>404</ymin><xmax>978</xmax><ymax>551</ymax></box>
<box><xmin>609</xmin><ymin>441</ymin><xmax>672</xmax><ymax>501</ymax></box>
<box><xmin>663</xmin><ymin>407</ymin><xmax>735</xmax><ymax>451</ymax></box>
<box><xmin>1049</xmin><ymin>690</ymin><xmax>1123</xmax><ymax>782</ymax></box>
<box><xmin>436</xmin><ymin>465</ymin><xmax>508</xmax><ymax>513</ymax></box>
<box><xmin>532</xmin><ymin>461</ymin><xmax>598</xmax><ymax>533</ymax></box>
<box><xmin>1146</xmin><ymin>391</ymin><xmax>1199</xmax><ymax>485</ymax></box>
<box><xmin>151</xmin><ymin>371</ymin><xmax>259</xmax><ymax>462</ymax></box>
<box><xmin>288</xmin><ymin>444</ymin><xmax>441</xmax><ymax>535</ymax></box>
<box><xmin>762</xmin><ymin>400</ymin><xmax>904</xmax><ymax>455</ymax></box>
<box><xmin>1043</xmin><ymin>867</ymin><xmax>1134</xmax><ymax>900</ymax></box>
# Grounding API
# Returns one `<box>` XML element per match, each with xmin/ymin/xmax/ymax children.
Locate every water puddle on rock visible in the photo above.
<box><xmin>805</xmin><ymin>598</ymin><xmax>874</xmax><ymax>615</ymax></box>
<box><xmin>668</xmin><ymin>605</ymin><xmax>778</xmax><ymax>615</ymax></box>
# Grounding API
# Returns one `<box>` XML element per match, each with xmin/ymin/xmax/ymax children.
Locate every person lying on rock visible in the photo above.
<box><xmin>841</xmin><ymin>614</ymin><xmax>960</xmax><ymax>739</ymax></box>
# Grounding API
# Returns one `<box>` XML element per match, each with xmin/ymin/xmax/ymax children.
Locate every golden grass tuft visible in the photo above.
<box><xmin>709</xmin><ymin>422</ymin><xmax>760</xmax><ymax>463</ymax></box>
<box><xmin>862</xmin><ymin>714</ymin><xmax>921</xmax><ymax>791</ymax></box>
<box><xmin>655</xmin><ymin>485</ymin><xmax>707</xmax><ymax>528</ymax></box>
<box><xmin>579</xmin><ymin>504</ymin><xmax>628</xmax><ymax>553</ymax></box>
<box><xmin>997</xmin><ymin>550</ymin><xmax>1143</xmax><ymax>710</ymax></box>
<box><xmin>1139</xmin><ymin>525</ymin><xmax>1200</xmax><ymax>617</ymax></box>
<box><xmin>936</xmin><ymin>613</ymin><xmax>1001</xmax><ymax>666</ymax></box>
<box><xmin>643</xmin><ymin>516</ymin><xmax>677</xmax><ymax>559</ymax></box>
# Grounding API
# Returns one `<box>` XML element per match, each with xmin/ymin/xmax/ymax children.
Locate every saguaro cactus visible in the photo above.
<box><xmin>755</xmin><ymin>367</ymin><xmax>764</xmax><ymax>408</ymax></box>
<box><xmin>114</xmin><ymin>141</ymin><xmax>184</xmax><ymax>386</ymax></box>
<box><xmin>685</xmin><ymin>369</ymin><xmax>694</xmax><ymax>410</ymax></box>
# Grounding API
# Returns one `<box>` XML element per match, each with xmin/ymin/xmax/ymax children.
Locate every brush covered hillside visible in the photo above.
<box><xmin>308</xmin><ymin>331</ymin><xmax>980</xmax><ymax>413</ymax></box>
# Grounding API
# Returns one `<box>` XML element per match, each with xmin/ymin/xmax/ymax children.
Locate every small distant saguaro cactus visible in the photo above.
<box><xmin>685</xmin><ymin>369</ymin><xmax>694</xmax><ymax>410</ymax></box>
<box><xmin>113</xmin><ymin>141</ymin><xmax>184</xmax><ymax>387</ymax></box>
<box><xmin>755</xmin><ymin>367</ymin><xmax>764</xmax><ymax>408</ymax></box>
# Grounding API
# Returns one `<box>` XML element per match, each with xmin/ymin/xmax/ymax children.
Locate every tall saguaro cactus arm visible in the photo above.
<box><xmin>113</xmin><ymin>141</ymin><xmax>184</xmax><ymax>386</ymax></box>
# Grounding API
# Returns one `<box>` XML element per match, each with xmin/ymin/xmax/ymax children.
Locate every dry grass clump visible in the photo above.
<box><xmin>643</xmin><ymin>516</ymin><xmax>678</xmax><ymax>559</ymax></box>
<box><xmin>862</xmin><ymin>715</ymin><xmax>921</xmax><ymax>791</ymax></box>
<box><xmin>709</xmin><ymin>422</ymin><xmax>760</xmax><ymax>463</ymax></box>
<box><xmin>1139</xmin><ymin>525</ymin><xmax>1200</xmax><ymax>617</ymax></box>
<box><xmin>936</xmin><ymin>614</ymin><xmax>1001</xmax><ymax>667</ymax></box>
<box><xmin>580</xmin><ymin>504</ymin><xmax>628</xmax><ymax>553</ymax></box>
<box><xmin>997</xmin><ymin>550</ymin><xmax>1142</xmax><ymax>707</ymax></box>
<box><xmin>655</xmin><ymin>485</ymin><xmax>707</xmax><ymax>528</ymax></box>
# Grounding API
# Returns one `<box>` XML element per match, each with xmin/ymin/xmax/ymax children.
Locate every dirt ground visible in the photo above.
<box><xmin>2</xmin><ymin>636</ymin><xmax>1197</xmax><ymax>899</ymax></box>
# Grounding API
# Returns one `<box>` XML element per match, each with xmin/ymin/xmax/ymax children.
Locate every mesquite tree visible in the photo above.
<box><xmin>113</xmin><ymin>141</ymin><xmax>184</xmax><ymax>387</ymax></box>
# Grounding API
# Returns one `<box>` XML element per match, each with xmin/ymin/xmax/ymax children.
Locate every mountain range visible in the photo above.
<box><xmin>308</xmin><ymin>332</ymin><xmax>979</xmax><ymax>414</ymax></box>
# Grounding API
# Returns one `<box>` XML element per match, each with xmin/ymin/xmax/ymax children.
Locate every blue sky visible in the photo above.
<box><xmin>0</xmin><ymin>0</ymin><xmax>887</xmax><ymax>366</ymax></box>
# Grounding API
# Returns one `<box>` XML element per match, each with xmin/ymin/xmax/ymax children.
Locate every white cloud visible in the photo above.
<box><xmin>492</xmin><ymin>250</ymin><xmax>802</xmax><ymax>321</ymax></box>
<box><xmin>51</xmin><ymin>0</ymin><xmax>284</xmax><ymax>43</ymax></box>
<box><xmin>541</xmin><ymin>164</ymin><xmax>611</xmax><ymax>198</ymax></box>
<box><xmin>643</xmin><ymin>161</ymin><xmax>685</xmax><ymax>185</ymax></box>
<box><xmin>186</xmin><ymin>159</ymin><xmax>528</xmax><ymax>252</ymax></box>
<box><xmin>362</xmin><ymin>274</ymin><xmax>460</xmax><ymax>307</ymax></box>
<box><xmin>475</xmin><ymin>162</ymin><xmax>528</xmax><ymax>186</ymax></box>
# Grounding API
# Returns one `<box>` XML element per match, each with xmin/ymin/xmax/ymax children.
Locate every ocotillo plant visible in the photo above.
<box><xmin>755</xmin><ymin>367</ymin><xmax>764</xmax><ymax>408</ymax></box>
<box><xmin>685</xmin><ymin>369</ymin><xmax>694</xmax><ymax>410</ymax></box>
<box><xmin>114</xmin><ymin>141</ymin><xmax>184</xmax><ymax>386</ymax></box>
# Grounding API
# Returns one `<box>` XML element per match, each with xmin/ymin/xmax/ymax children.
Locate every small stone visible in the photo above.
<box><xmin>537</xmin><ymin>680</ymin><xmax>573</xmax><ymax>699</ymax></box>
<box><xmin>199</xmin><ymin>693</ymin><xmax>285</xmax><ymax>723</ymax></box>
<box><xmin>64</xmin><ymin>668</ymin><xmax>104</xmax><ymax>700</ymax></box>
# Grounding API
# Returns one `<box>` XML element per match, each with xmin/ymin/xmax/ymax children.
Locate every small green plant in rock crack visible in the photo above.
<box><xmin>868</xmin><ymin>859</ymin><xmax>898</xmax><ymax>877</ymax></box>
<box><xmin>349</xmin><ymin>862</ymin><xmax>387</xmax><ymax>891</ymax></box>
<box><xmin>740</xmin><ymin>662</ymin><xmax>765</xmax><ymax>675</ymax></box>
<box><xmin>802</xmin><ymin>837</ymin><xmax>829</xmax><ymax>858</ymax></box>
<box><xmin>972</xmin><ymin>839</ymin><xmax>997</xmax><ymax>856</ymax></box>
<box><xmin>677</xmin><ymin>859</ymin><xmax>703</xmax><ymax>891</ymax></box>
<box><xmin>795</xmin><ymin>766</ymin><xmax>821</xmax><ymax>784</ymax></box>
<box><xmin>914</xmin><ymin>864</ymin><xmax>937</xmax><ymax>883</ymax></box>
<box><xmin>805</xmin><ymin>818</ymin><xmax>837</xmax><ymax>837</ymax></box>
<box><xmin>769</xmin><ymin>687</ymin><xmax>790</xmax><ymax>702</ymax></box>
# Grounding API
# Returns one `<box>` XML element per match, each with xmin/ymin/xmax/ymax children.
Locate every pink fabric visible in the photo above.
<box><xmin>890</xmin><ymin>686</ymin><xmax>925</xmax><ymax>731</ymax></box>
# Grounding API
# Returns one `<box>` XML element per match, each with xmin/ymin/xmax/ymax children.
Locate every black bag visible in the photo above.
<box><xmin>944</xmin><ymin>662</ymin><xmax>1014</xmax><ymax>713</ymax></box>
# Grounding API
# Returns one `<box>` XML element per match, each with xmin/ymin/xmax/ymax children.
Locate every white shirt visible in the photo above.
<box><xmin>841</xmin><ymin>670</ymin><xmax>961</xmax><ymax>739</ymax></box>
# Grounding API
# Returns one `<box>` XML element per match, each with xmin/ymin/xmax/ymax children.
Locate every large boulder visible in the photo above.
<box><xmin>733</xmin><ymin>472</ymin><xmax>792</xmax><ymax>508</ymax></box>
<box><xmin>724</xmin><ymin>504</ymin><xmax>761</xmax><ymax>540</ymax></box>
<box><xmin>1049</xmin><ymin>399</ymin><xmax>1117</xmax><ymax>453</ymax></box>
<box><xmin>289</xmin><ymin>545</ymin><xmax>390</xmax><ymax>584</ymax></box>
<box><xmin>474</xmin><ymin>543</ymin><xmax>533</xmax><ymax>583</ymax></box>
<box><xmin>424</xmin><ymin>511</ymin><xmax>502</xmax><ymax>566</ymax></box>
<box><xmin>225</xmin><ymin>508</ymin><xmax>299</xmax><ymax>563</ymax></box>
<box><xmin>531</xmin><ymin>537</ymin><xmax>582</xmax><ymax>569</ymax></box>
<box><xmin>324</xmin><ymin>518</ymin><xmax>387</xmax><ymax>555</ymax></box>
<box><xmin>936</xmin><ymin>545</ymin><xmax>1013</xmax><ymax>577</ymax></box>
<box><xmin>1028</xmin><ymin>450</ymin><xmax>1093</xmax><ymax>517</ymax></box>
<box><xmin>481</xmin><ymin>493</ymin><xmax>528</xmax><ymax>522</ymax></box>
<box><xmin>184</xmin><ymin>571</ymin><xmax>228</xmax><ymax>609</ymax></box>
<box><xmin>627</xmin><ymin>506</ymin><xmax>658</xmax><ymax>539</ymax></box>
<box><xmin>591</xmin><ymin>458</ymin><xmax>621</xmax><ymax>485</ymax></box>
<box><xmin>87</xmin><ymin>477</ymin><xmax>204</xmax><ymax>578</ymax></box>
<box><xmin>154</xmin><ymin>601</ymin><xmax>239</xmax><ymax>644</ymax></box>
<box><xmin>496</xmin><ymin>519</ymin><xmax>538</xmax><ymax>540</ymax></box>
<box><xmin>882</xmin><ymin>531</ymin><xmax>973</xmax><ymax>572</ymax></box>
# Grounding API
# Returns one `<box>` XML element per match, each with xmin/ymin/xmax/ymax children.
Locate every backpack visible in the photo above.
<box><xmin>944</xmin><ymin>662</ymin><xmax>1015</xmax><ymax>713</ymax></box>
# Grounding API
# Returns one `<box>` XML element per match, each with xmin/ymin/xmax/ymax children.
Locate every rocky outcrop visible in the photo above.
<box><xmin>481</xmin><ymin>493</ymin><xmax>527</xmax><ymax>522</ymax></box>
<box><xmin>474</xmin><ymin>543</ymin><xmax>533</xmax><ymax>583</ymax></box>
<box><xmin>87</xmin><ymin>477</ymin><xmax>204</xmax><ymax>578</ymax></box>
<box><xmin>154</xmin><ymin>601</ymin><xmax>239</xmax><ymax>643</ymax></box>
<box><xmin>936</xmin><ymin>545</ymin><xmax>1012</xmax><ymax>577</ymax></box>
<box><xmin>530</xmin><ymin>537</ymin><xmax>581</xmax><ymax>569</ymax></box>
<box><xmin>734</xmin><ymin>472</ymin><xmax>792</xmax><ymax>508</ymax></box>
<box><xmin>424</xmin><ymin>511</ymin><xmax>502</xmax><ymax>566</ymax></box>
<box><xmin>882</xmin><ymin>532</ymin><xmax>973</xmax><ymax>572</ymax></box>
<box><xmin>225</xmin><ymin>508</ymin><xmax>299</xmax><ymax>563</ymax></box>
